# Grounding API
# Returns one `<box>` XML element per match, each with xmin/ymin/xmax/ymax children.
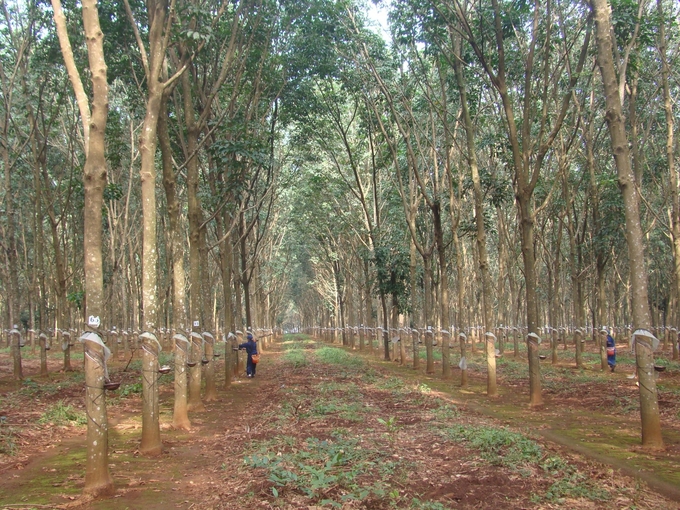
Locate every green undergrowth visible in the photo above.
<box><xmin>0</xmin><ymin>416</ymin><xmax>18</xmax><ymax>456</ymax></box>
<box><xmin>315</xmin><ymin>346</ymin><xmax>364</xmax><ymax>369</ymax></box>
<box><xmin>242</xmin><ymin>337</ymin><xmax>618</xmax><ymax>508</ymax></box>
<box><xmin>0</xmin><ymin>447</ymin><xmax>85</xmax><ymax>506</ymax></box>
<box><xmin>38</xmin><ymin>400</ymin><xmax>87</xmax><ymax>426</ymax></box>
<box><xmin>281</xmin><ymin>336</ymin><xmax>316</xmax><ymax>368</ymax></box>
<box><xmin>16</xmin><ymin>374</ymin><xmax>85</xmax><ymax>399</ymax></box>
<box><xmin>244</xmin><ymin>432</ymin><xmax>398</xmax><ymax>506</ymax></box>
<box><xmin>418</xmin><ymin>349</ymin><xmax>442</xmax><ymax>362</ymax></box>
<box><xmin>283</xmin><ymin>348</ymin><xmax>308</xmax><ymax>368</ymax></box>
<box><xmin>440</xmin><ymin>424</ymin><xmax>609</xmax><ymax>502</ymax></box>
<box><xmin>441</xmin><ymin>424</ymin><xmax>542</xmax><ymax>470</ymax></box>
<box><xmin>119</xmin><ymin>381</ymin><xmax>143</xmax><ymax>397</ymax></box>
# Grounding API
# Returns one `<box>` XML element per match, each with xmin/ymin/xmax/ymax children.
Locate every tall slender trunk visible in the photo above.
<box><xmin>136</xmin><ymin>0</ymin><xmax>179</xmax><ymax>453</ymax></box>
<box><xmin>52</xmin><ymin>0</ymin><xmax>113</xmax><ymax>494</ymax></box>
<box><xmin>217</xmin><ymin>212</ymin><xmax>235</xmax><ymax>388</ymax></box>
<box><xmin>182</xmin><ymin>67</ymin><xmax>206</xmax><ymax>412</ymax></box>
<box><xmin>453</xmin><ymin>35</ymin><xmax>495</xmax><ymax>394</ymax></box>
<box><xmin>159</xmin><ymin>93</ymin><xmax>190</xmax><ymax>429</ymax></box>
<box><xmin>409</xmin><ymin>237</ymin><xmax>418</xmax><ymax>368</ymax></box>
<box><xmin>433</xmin><ymin>204</ymin><xmax>451</xmax><ymax>378</ymax></box>
<box><xmin>658</xmin><ymin>0</ymin><xmax>680</xmax><ymax>348</ymax></box>
<box><xmin>240</xmin><ymin>211</ymin><xmax>253</xmax><ymax>329</ymax></box>
<box><xmin>592</xmin><ymin>0</ymin><xmax>662</xmax><ymax>448</ymax></box>
<box><xmin>423</xmin><ymin>254</ymin><xmax>434</xmax><ymax>374</ymax></box>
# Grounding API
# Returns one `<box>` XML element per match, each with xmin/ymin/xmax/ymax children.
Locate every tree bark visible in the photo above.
<box><xmin>453</xmin><ymin>33</ymin><xmax>495</xmax><ymax>395</ymax></box>
<box><xmin>52</xmin><ymin>0</ymin><xmax>113</xmax><ymax>494</ymax></box>
<box><xmin>657</xmin><ymin>0</ymin><xmax>680</xmax><ymax>352</ymax></box>
<box><xmin>592</xmin><ymin>0</ymin><xmax>663</xmax><ymax>448</ymax></box>
<box><xmin>159</xmin><ymin>92</ymin><xmax>190</xmax><ymax>429</ymax></box>
<box><xmin>140</xmin><ymin>333</ymin><xmax>162</xmax><ymax>455</ymax></box>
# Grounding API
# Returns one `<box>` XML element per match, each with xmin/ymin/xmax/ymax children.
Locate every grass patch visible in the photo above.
<box><xmin>534</xmin><ymin>459</ymin><xmax>611</xmax><ymax>503</ymax></box>
<box><xmin>118</xmin><ymin>382</ymin><xmax>143</xmax><ymax>397</ymax></box>
<box><xmin>442</xmin><ymin>424</ymin><xmax>542</xmax><ymax>470</ymax></box>
<box><xmin>38</xmin><ymin>401</ymin><xmax>87</xmax><ymax>427</ymax></box>
<box><xmin>244</xmin><ymin>434</ymin><xmax>392</xmax><ymax>505</ymax></box>
<box><xmin>361</xmin><ymin>370</ymin><xmax>380</xmax><ymax>384</ymax></box>
<box><xmin>418</xmin><ymin>350</ymin><xmax>442</xmax><ymax>362</ymax></box>
<box><xmin>309</xmin><ymin>399</ymin><xmax>366</xmax><ymax>422</ymax></box>
<box><xmin>409</xmin><ymin>500</ymin><xmax>447</xmax><ymax>510</ymax></box>
<box><xmin>315</xmin><ymin>347</ymin><xmax>364</xmax><ymax>369</ymax></box>
<box><xmin>17</xmin><ymin>376</ymin><xmax>85</xmax><ymax>398</ymax></box>
<box><xmin>496</xmin><ymin>357</ymin><xmax>528</xmax><ymax>381</ymax></box>
<box><xmin>432</xmin><ymin>402</ymin><xmax>459</xmax><ymax>420</ymax></box>
<box><xmin>283</xmin><ymin>349</ymin><xmax>308</xmax><ymax>368</ymax></box>
<box><xmin>0</xmin><ymin>417</ymin><xmax>18</xmax><ymax>456</ymax></box>
<box><xmin>612</xmin><ymin>395</ymin><xmax>638</xmax><ymax>414</ymax></box>
<box><xmin>375</xmin><ymin>376</ymin><xmax>407</xmax><ymax>392</ymax></box>
<box><xmin>318</xmin><ymin>381</ymin><xmax>359</xmax><ymax>396</ymax></box>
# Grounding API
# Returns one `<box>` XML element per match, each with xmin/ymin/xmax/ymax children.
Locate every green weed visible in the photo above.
<box><xmin>315</xmin><ymin>347</ymin><xmax>364</xmax><ymax>369</ymax></box>
<box><xmin>0</xmin><ymin>417</ymin><xmax>18</xmax><ymax>456</ymax></box>
<box><xmin>612</xmin><ymin>395</ymin><xmax>638</xmax><ymax>414</ymax></box>
<box><xmin>376</xmin><ymin>376</ymin><xmax>406</xmax><ymax>392</ymax></box>
<box><xmin>318</xmin><ymin>381</ymin><xmax>359</xmax><ymax>396</ymax></box>
<box><xmin>361</xmin><ymin>370</ymin><xmax>379</xmax><ymax>383</ymax></box>
<box><xmin>284</xmin><ymin>349</ymin><xmax>308</xmax><ymax>368</ymax></box>
<box><xmin>244</xmin><ymin>435</ymin><xmax>391</xmax><ymax>505</ymax></box>
<box><xmin>443</xmin><ymin>425</ymin><xmax>542</xmax><ymax>469</ymax></box>
<box><xmin>38</xmin><ymin>401</ymin><xmax>87</xmax><ymax>426</ymax></box>
<box><xmin>119</xmin><ymin>382</ymin><xmax>143</xmax><ymax>397</ymax></box>
<box><xmin>432</xmin><ymin>403</ymin><xmax>459</xmax><ymax>420</ymax></box>
<box><xmin>539</xmin><ymin>469</ymin><xmax>610</xmax><ymax>503</ymax></box>
<box><xmin>376</xmin><ymin>416</ymin><xmax>400</xmax><ymax>437</ymax></box>
<box><xmin>310</xmin><ymin>399</ymin><xmax>366</xmax><ymax>421</ymax></box>
<box><xmin>418</xmin><ymin>350</ymin><xmax>442</xmax><ymax>362</ymax></box>
<box><xmin>410</xmin><ymin>500</ymin><xmax>447</xmax><ymax>510</ymax></box>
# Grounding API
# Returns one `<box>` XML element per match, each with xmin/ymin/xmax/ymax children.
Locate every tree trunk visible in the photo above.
<box><xmin>140</xmin><ymin>333</ymin><xmax>162</xmax><ymax>455</ymax></box>
<box><xmin>184</xmin><ymin>68</ymin><xmax>206</xmax><ymax>412</ymax></box>
<box><xmin>51</xmin><ymin>0</ymin><xmax>114</xmax><ymax>494</ymax></box>
<box><xmin>11</xmin><ymin>329</ymin><xmax>22</xmax><ymax>380</ymax></box>
<box><xmin>658</xmin><ymin>0</ymin><xmax>680</xmax><ymax>355</ymax></box>
<box><xmin>433</xmin><ymin>204</ymin><xmax>451</xmax><ymax>379</ymax></box>
<box><xmin>409</xmin><ymin>237</ymin><xmax>419</xmax><ymax>369</ymax></box>
<box><xmin>203</xmin><ymin>332</ymin><xmax>218</xmax><ymax>401</ymax></box>
<box><xmin>159</xmin><ymin>94</ymin><xmax>190</xmax><ymax>429</ymax></box>
<box><xmin>453</xmin><ymin>36</ymin><xmax>495</xmax><ymax>394</ymax></box>
<box><xmin>217</xmin><ymin>214</ymin><xmax>235</xmax><ymax>388</ymax></box>
<box><xmin>82</xmin><ymin>334</ymin><xmax>114</xmax><ymax>496</ymax></box>
<box><xmin>423</xmin><ymin>255</ymin><xmax>434</xmax><ymax>374</ymax></box>
<box><xmin>592</xmin><ymin>0</ymin><xmax>662</xmax><ymax>448</ymax></box>
<box><xmin>136</xmin><ymin>0</ymin><xmax>172</xmax><ymax>449</ymax></box>
<box><xmin>518</xmin><ymin>194</ymin><xmax>542</xmax><ymax>406</ymax></box>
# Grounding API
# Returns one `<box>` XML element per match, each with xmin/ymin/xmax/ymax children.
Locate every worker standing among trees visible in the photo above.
<box><xmin>238</xmin><ymin>333</ymin><xmax>259</xmax><ymax>378</ymax></box>
<box><xmin>602</xmin><ymin>328</ymin><xmax>616</xmax><ymax>372</ymax></box>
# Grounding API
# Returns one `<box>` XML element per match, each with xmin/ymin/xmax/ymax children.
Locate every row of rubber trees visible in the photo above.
<box><xmin>78</xmin><ymin>325</ymin><xmax>278</xmax><ymax>497</ymax></box>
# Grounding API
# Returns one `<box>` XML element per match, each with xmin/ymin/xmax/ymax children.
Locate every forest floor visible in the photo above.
<box><xmin>1</xmin><ymin>334</ymin><xmax>680</xmax><ymax>509</ymax></box>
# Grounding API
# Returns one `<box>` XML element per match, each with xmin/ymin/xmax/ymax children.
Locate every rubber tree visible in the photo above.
<box><xmin>450</xmin><ymin>0</ymin><xmax>591</xmax><ymax>405</ymax></box>
<box><xmin>123</xmin><ymin>0</ymin><xmax>190</xmax><ymax>449</ymax></box>
<box><xmin>657</xmin><ymin>0</ymin><xmax>680</xmax><ymax>343</ymax></box>
<box><xmin>51</xmin><ymin>0</ymin><xmax>113</xmax><ymax>495</ymax></box>
<box><xmin>452</xmin><ymin>28</ymin><xmax>496</xmax><ymax>396</ymax></box>
<box><xmin>0</xmin><ymin>0</ymin><xmax>27</xmax><ymax>377</ymax></box>
<box><xmin>158</xmin><ymin>88</ymin><xmax>190</xmax><ymax>429</ymax></box>
<box><xmin>591</xmin><ymin>0</ymin><xmax>663</xmax><ymax>449</ymax></box>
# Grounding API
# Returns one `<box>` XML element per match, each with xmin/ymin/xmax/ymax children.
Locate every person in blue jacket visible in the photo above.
<box><xmin>238</xmin><ymin>333</ymin><xmax>258</xmax><ymax>378</ymax></box>
<box><xmin>604</xmin><ymin>329</ymin><xmax>616</xmax><ymax>372</ymax></box>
